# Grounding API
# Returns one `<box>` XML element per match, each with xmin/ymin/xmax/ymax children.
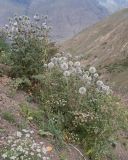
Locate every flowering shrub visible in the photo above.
<box><xmin>31</xmin><ymin>53</ymin><xmax>127</xmax><ymax>160</ymax></box>
<box><xmin>1</xmin><ymin>129</ymin><xmax>51</xmax><ymax>160</ymax></box>
<box><xmin>3</xmin><ymin>15</ymin><xmax>57</xmax><ymax>78</ymax></box>
<box><xmin>1</xmin><ymin>15</ymin><xmax>127</xmax><ymax>160</ymax></box>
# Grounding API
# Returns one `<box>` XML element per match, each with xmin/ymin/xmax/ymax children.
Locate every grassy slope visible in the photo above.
<box><xmin>63</xmin><ymin>8</ymin><xmax>128</xmax><ymax>95</ymax></box>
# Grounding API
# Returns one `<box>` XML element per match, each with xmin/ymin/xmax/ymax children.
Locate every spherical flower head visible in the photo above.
<box><xmin>33</xmin><ymin>14</ymin><xmax>40</xmax><ymax>21</ymax></box>
<box><xmin>96</xmin><ymin>80</ymin><xmax>104</xmax><ymax>87</ymax></box>
<box><xmin>102</xmin><ymin>85</ymin><xmax>110</xmax><ymax>92</ymax></box>
<box><xmin>86</xmin><ymin>76</ymin><xmax>92</xmax><ymax>81</ymax></box>
<box><xmin>83</xmin><ymin>74</ymin><xmax>88</xmax><ymax>80</ymax></box>
<box><xmin>74</xmin><ymin>61</ymin><xmax>81</xmax><ymax>67</ymax></box>
<box><xmin>48</xmin><ymin>62</ymin><xmax>54</xmax><ymax>69</ymax></box>
<box><xmin>10</xmin><ymin>156</ymin><xmax>16</xmax><ymax>160</ymax></box>
<box><xmin>59</xmin><ymin>57</ymin><xmax>67</xmax><ymax>63</ymax></box>
<box><xmin>16</xmin><ymin>131</ymin><xmax>22</xmax><ymax>138</ymax></box>
<box><xmin>42</xmin><ymin>22</ymin><xmax>47</xmax><ymax>28</ymax></box>
<box><xmin>13</xmin><ymin>22</ymin><xmax>18</xmax><ymax>27</ymax></box>
<box><xmin>11</xmin><ymin>26</ymin><xmax>15</xmax><ymax>32</ymax></box>
<box><xmin>22</xmin><ymin>129</ymin><xmax>29</xmax><ymax>133</ymax></box>
<box><xmin>68</xmin><ymin>61</ymin><xmax>73</xmax><ymax>67</ymax></box>
<box><xmin>89</xmin><ymin>66</ymin><xmax>96</xmax><ymax>74</ymax></box>
<box><xmin>25</xmin><ymin>133</ymin><xmax>30</xmax><ymax>138</ymax></box>
<box><xmin>37</xmin><ymin>153</ymin><xmax>42</xmax><ymax>158</ymax></box>
<box><xmin>66</xmin><ymin>53</ymin><xmax>72</xmax><ymax>58</ymax></box>
<box><xmin>2</xmin><ymin>153</ymin><xmax>7</xmax><ymax>158</ymax></box>
<box><xmin>51</xmin><ymin>57</ymin><xmax>58</xmax><ymax>64</ymax></box>
<box><xmin>60</xmin><ymin>63</ymin><xmax>68</xmax><ymax>71</ymax></box>
<box><xmin>85</xmin><ymin>71</ymin><xmax>90</xmax><ymax>76</ymax></box>
<box><xmin>56</xmin><ymin>53</ymin><xmax>61</xmax><ymax>57</ymax></box>
<box><xmin>63</xmin><ymin>71</ymin><xmax>71</xmax><ymax>77</ymax></box>
<box><xmin>79</xmin><ymin>87</ymin><xmax>87</xmax><ymax>95</ymax></box>
<box><xmin>94</xmin><ymin>73</ymin><xmax>99</xmax><ymax>78</ymax></box>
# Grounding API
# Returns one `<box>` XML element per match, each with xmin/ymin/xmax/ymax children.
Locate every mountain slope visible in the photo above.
<box><xmin>0</xmin><ymin>0</ymin><xmax>128</xmax><ymax>41</ymax></box>
<box><xmin>99</xmin><ymin>0</ymin><xmax>128</xmax><ymax>12</ymax></box>
<box><xmin>28</xmin><ymin>0</ymin><xmax>108</xmax><ymax>41</ymax></box>
<box><xmin>63</xmin><ymin>9</ymin><xmax>128</xmax><ymax>96</ymax></box>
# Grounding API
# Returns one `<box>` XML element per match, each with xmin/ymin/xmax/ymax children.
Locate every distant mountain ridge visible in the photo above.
<box><xmin>0</xmin><ymin>0</ymin><xmax>128</xmax><ymax>41</ymax></box>
<box><xmin>99</xmin><ymin>0</ymin><xmax>128</xmax><ymax>12</ymax></box>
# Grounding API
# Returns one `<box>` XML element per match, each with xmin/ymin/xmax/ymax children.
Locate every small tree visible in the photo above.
<box><xmin>4</xmin><ymin>14</ymin><xmax>57</xmax><ymax>78</ymax></box>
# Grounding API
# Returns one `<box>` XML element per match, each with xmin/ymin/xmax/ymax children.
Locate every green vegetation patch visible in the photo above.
<box><xmin>2</xmin><ymin>112</ymin><xmax>16</xmax><ymax>123</ymax></box>
<box><xmin>105</xmin><ymin>56</ymin><xmax>128</xmax><ymax>73</ymax></box>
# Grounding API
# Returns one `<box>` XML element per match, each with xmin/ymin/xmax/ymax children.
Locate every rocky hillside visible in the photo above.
<box><xmin>63</xmin><ymin>8</ymin><xmax>128</xmax><ymax>97</ymax></box>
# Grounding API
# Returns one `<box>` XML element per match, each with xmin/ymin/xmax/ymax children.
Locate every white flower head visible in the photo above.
<box><xmin>34</xmin><ymin>14</ymin><xmax>40</xmax><ymax>21</ymax></box>
<box><xmin>10</xmin><ymin>156</ymin><xmax>16</xmax><ymax>160</ymax></box>
<box><xmin>59</xmin><ymin>57</ymin><xmax>67</xmax><ymax>63</ymax></box>
<box><xmin>30</xmin><ymin>130</ymin><xmax>34</xmax><ymax>134</ymax></box>
<box><xmin>60</xmin><ymin>63</ymin><xmax>68</xmax><ymax>71</ymax></box>
<box><xmin>89</xmin><ymin>66</ymin><xmax>96</xmax><ymax>74</ymax></box>
<box><xmin>74</xmin><ymin>61</ymin><xmax>81</xmax><ymax>67</ymax></box>
<box><xmin>85</xmin><ymin>71</ymin><xmax>90</xmax><ymax>76</ymax></box>
<box><xmin>96</xmin><ymin>80</ymin><xmax>104</xmax><ymax>87</ymax></box>
<box><xmin>66</xmin><ymin>53</ymin><xmax>72</xmax><ymax>58</ymax></box>
<box><xmin>42</xmin><ymin>146</ymin><xmax>47</xmax><ymax>154</ymax></box>
<box><xmin>36</xmin><ymin>148</ymin><xmax>41</xmax><ymax>153</ymax></box>
<box><xmin>25</xmin><ymin>133</ymin><xmax>30</xmax><ymax>138</ymax></box>
<box><xmin>102</xmin><ymin>85</ymin><xmax>110</xmax><ymax>92</ymax></box>
<box><xmin>13</xmin><ymin>22</ymin><xmax>18</xmax><ymax>27</ymax></box>
<box><xmin>2</xmin><ymin>153</ymin><xmax>7</xmax><ymax>158</ymax></box>
<box><xmin>30</xmin><ymin>152</ymin><xmax>34</xmax><ymax>156</ymax></box>
<box><xmin>94</xmin><ymin>73</ymin><xmax>99</xmax><ymax>78</ymax></box>
<box><xmin>63</xmin><ymin>71</ymin><xmax>71</xmax><ymax>77</ymax></box>
<box><xmin>51</xmin><ymin>57</ymin><xmax>58</xmax><ymax>64</ymax></box>
<box><xmin>48</xmin><ymin>62</ymin><xmax>54</xmax><ymax>69</ymax></box>
<box><xmin>44</xmin><ymin>64</ymin><xmax>48</xmax><ymax>68</ymax></box>
<box><xmin>42</xmin><ymin>22</ymin><xmax>47</xmax><ymax>28</ymax></box>
<box><xmin>79</xmin><ymin>87</ymin><xmax>87</xmax><ymax>95</ymax></box>
<box><xmin>86</xmin><ymin>76</ymin><xmax>92</xmax><ymax>81</ymax></box>
<box><xmin>37</xmin><ymin>153</ymin><xmax>42</xmax><ymax>158</ymax></box>
<box><xmin>68</xmin><ymin>61</ymin><xmax>73</xmax><ymax>67</ymax></box>
<box><xmin>83</xmin><ymin>74</ymin><xmax>88</xmax><ymax>80</ymax></box>
<box><xmin>22</xmin><ymin>129</ymin><xmax>29</xmax><ymax>133</ymax></box>
<box><xmin>11</xmin><ymin>26</ymin><xmax>15</xmax><ymax>32</ymax></box>
<box><xmin>16</xmin><ymin>131</ymin><xmax>22</xmax><ymax>138</ymax></box>
<box><xmin>56</xmin><ymin>53</ymin><xmax>61</xmax><ymax>57</ymax></box>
